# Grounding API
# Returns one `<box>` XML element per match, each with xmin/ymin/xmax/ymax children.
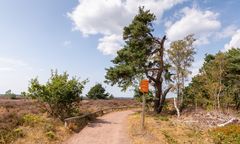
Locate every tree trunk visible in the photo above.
<box><xmin>195</xmin><ymin>99</ymin><xmax>198</xmax><ymax>112</ymax></box>
<box><xmin>176</xmin><ymin>71</ymin><xmax>180</xmax><ymax>101</ymax></box>
<box><xmin>154</xmin><ymin>82</ymin><xmax>162</xmax><ymax>113</ymax></box>
<box><xmin>217</xmin><ymin>86</ymin><xmax>221</xmax><ymax>110</ymax></box>
<box><xmin>174</xmin><ymin>97</ymin><xmax>180</xmax><ymax>118</ymax></box>
<box><xmin>180</xmin><ymin>76</ymin><xmax>185</xmax><ymax>105</ymax></box>
<box><xmin>158</xmin><ymin>86</ymin><xmax>172</xmax><ymax>113</ymax></box>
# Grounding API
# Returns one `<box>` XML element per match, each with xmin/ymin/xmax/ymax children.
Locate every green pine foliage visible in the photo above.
<box><xmin>105</xmin><ymin>7</ymin><xmax>173</xmax><ymax>113</ymax></box>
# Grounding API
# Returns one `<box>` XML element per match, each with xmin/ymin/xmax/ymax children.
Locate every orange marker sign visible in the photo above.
<box><xmin>140</xmin><ymin>79</ymin><xmax>149</xmax><ymax>93</ymax></box>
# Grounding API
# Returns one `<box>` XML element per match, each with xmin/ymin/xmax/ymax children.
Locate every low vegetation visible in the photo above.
<box><xmin>0</xmin><ymin>99</ymin><xmax>71</xmax><ymax>144</ymax></box>
<box><xmin>210</xmin><ymin>124</ymin><xmax>240</xmax><ymax>144</ymax></box>
<box><xmin>128</xmin><ymin>111</ymin><xmax>240</xmax><ymax>144</ymax></box>
<box><xmin>0</xmin><ymin>97</ymin><xmax>138</xmax><ymax>144</ymax></box>
<box><xmin>128</xmin><ymin>112</ymin><xmax>213</xmax><ymax>144</ymax></box>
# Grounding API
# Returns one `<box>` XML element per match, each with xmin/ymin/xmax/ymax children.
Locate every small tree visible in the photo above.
<box><xmin>5</xmin><ymin>89</ymin><xmax>16</xmax><ymax>99</ymax></box>
<box><xmin>86</xmin><ymin>83</ymin><xmax>113</xmax><ymax>99</ymax></box>
<box><xmin>167</xmin><ymin>35</ymin><xmax>196</xmax><ymax>105</ymax></box>
<box><xmin>27</xmin><ymin>70</ymin><xmax>87</xmax><ymax>120</ymax></box>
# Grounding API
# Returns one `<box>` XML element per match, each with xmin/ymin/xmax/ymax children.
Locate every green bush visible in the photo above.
<box><xmin>26</xmin><ymin>70</ymin><xmax>87</xmax><ymax>121</ymax></box>
<box><xmin>4</xmin><ymin>90</ymin><xmax>16</xmax><ymax>99</ymax></box>
<box><xmin>86</xmin><ymin>83</ymin><xmax>113</xmax><ymax>99</ymax></box>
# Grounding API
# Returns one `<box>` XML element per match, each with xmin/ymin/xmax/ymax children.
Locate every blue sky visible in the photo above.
<box><xmin>0</xmin><ymin>0</ymin><xmax>240</xmax><ymax>97</ymax></box>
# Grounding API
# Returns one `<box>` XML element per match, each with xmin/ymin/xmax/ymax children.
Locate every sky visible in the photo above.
<box><xmin>0</xmin><ymin>0</ymin><xmax>240</xmax><ymax>97</ymax></box>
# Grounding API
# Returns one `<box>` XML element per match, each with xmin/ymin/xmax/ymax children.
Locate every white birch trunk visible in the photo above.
<box><xmin>174</xmin><ymin>97</ymin><xmax>180</xmax><ymax>118</ymax></box>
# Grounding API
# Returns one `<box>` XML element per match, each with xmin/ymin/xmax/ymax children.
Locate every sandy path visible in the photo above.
<box><xmin>64</xmin><ymin>110</ymin><xmax>134</xmax><ymax>144</ymax></box>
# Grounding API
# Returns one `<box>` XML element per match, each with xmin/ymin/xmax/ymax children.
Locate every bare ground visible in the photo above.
<box><xmin>64</xmin><ymin>110</ymin><xmax>135</xmax><ymax>144</ymax></box>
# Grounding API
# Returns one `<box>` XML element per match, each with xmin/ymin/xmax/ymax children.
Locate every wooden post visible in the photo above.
<box><xmin>141</xmin><ymin>93</ymin><xmax>146</xmax><ymax>130</ymax></box>
<box><xmin>140</xmin><ymin>79</ymin><xmax>149</xmax><ymax>130</ymax></box>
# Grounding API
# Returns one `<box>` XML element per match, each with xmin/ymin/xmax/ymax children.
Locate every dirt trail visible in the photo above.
<box><xmin>64</xmin><ymin>110</ymin><xmax>135</xmax><ymax>144</ymax></box>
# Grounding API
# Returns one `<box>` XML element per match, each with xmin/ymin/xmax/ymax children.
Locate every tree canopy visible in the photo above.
<box><xmin>183</xmin><ymin>48</ymin><xmax>240</xmax><ymax>110</ymax></box>
<box><xmin>167</xmin><ymin>35</ymin><xmax>196</xmax><ymax>105</ymax></box>
<box><xmin>105</xmin><ymin>7</ymin><xmax>172</xmax><ymax>113</ymax></box>
<box><xmin>86</xmin><ymin>83</ymin><xmax>113</xmax><ymax>100</ymax></box>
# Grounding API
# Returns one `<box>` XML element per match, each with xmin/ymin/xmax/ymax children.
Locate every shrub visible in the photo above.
<box><xmin>86</xmin><ymin>83</ymin><xmax>113</xmax><ymax>99</ymax></box>
<box><xmin>4</xmin><ymin>90</ymin><xmax>16</xmax><ymax>99</ymax></box>
<box><xmin>26</xmin><ymin>70</ymin><xmax>87</xmax><ymax>121</ymax></box>
<box><xmin>210</xmin><ymin>124</ymin><xmax>240</xmax><ymax>144</ymax></box>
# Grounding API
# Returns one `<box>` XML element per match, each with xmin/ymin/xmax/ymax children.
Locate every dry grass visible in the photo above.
<box><xmin>0</xmin><ymin>98</ymin><xmax>71</xmax><ymax>144</ymax></box>
<box><xmin>14</xmin><ymin>114</ymin><xmax>72</xmax><ymax>144</ymax></box>
<box><xmin>128</xmin><ymin>112</ymin><xmax>214</xmax><ymax>144</ymax></box>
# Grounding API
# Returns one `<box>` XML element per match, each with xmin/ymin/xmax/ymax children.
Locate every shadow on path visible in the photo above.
<box><xmin>88</xmin><ymin>118</ymin><xmax>117</xmax><ymax>128</ymax></box>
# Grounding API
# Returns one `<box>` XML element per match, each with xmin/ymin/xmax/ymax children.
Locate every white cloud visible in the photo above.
<box><xmin>0</xmin><ymin>67</ymin><xmax>15</xmax><ymax>72</ymax></box>
<box><xmin>224</xmin><ymin>29</ymin><xmax>240</xmax><ymax>51</ymax></box>
<box><xmin>0</xmin><ymin>57</ymin><xmax>29</xmax><ymax>72</ymax></box>
<box><xmin>68</xmin><ymin>0</ymin><xmax>184</xmax><ymax>55</ymax></box>
<box><xmin>216</xmin><ymin>25</ymin><xmax>238</xmax><ymax>39</ymax></box>
<box><xmin>166</xmin><ymin>7</ymin><xmax>221</xmax><ymax>45</ymax></box>
<box><xmin>97</xmin><ymin>34</ymin><xmax>123</xmax><ymax>55</ymax></box>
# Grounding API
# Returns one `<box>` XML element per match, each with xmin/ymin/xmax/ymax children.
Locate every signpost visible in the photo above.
<box><xmin>140</xmin><ymin>79</ymin><xmax>149</xmax><ymax>130</ymax></box>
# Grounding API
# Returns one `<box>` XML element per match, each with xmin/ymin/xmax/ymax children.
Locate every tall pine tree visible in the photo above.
<box><xmin>105</xmin><ymin>7</ymin><xmax>172</xmax><ymax>113</ymax></box>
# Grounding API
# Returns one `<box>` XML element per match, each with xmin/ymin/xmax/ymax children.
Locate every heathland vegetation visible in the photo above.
<box><xmin>0</xmin><ymin>70</ymin><xmax>137</xmax><ymax>144</ymax></box>
<box><xmin>1</xmin><ymin>7</ymin><xmax>240</xmax><ymax>144</ymax></box>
